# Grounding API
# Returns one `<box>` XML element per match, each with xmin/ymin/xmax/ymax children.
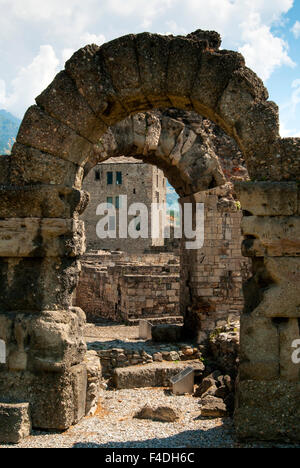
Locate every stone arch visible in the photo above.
<box><xmin>79</xmin><ymin>107</ymin><xmax>249</xmax><ymax>332</ymax></box>
<box><xmin>0</xmin><ymin>30</ymin><xmax>299</xmax><ymax>440</ymax></box>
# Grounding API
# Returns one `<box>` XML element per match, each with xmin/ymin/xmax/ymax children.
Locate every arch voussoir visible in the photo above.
<box><xmin>190</xmin><ymin>50</ymin><xmax>245</xmax><ymax>128</ymax></box>
<box><xmin>234</xmin><ymin>100</ymin><xmax>280</xmax><ymax>179</ymax></box>
<box><xmin>135</xmin><ymin>33</ymin><xmax>173</xmax><ymax>108</ymax></box>
<box><xmin>15</xmin><ymin>105</ymin><xmax>94</xmax><ymax>167</ymax></box>
<box><xmin>36</xmin><ymin>71</ymin><xmax>107</xmax><ymax>144</ymax></box>
<box><xmin>65</xmin><ymin>45</ymin><xmax>128</xmax><ymax>125</ymax></box>
<box><xmin>166</xmin><ymin>37</ymin><xmax>205</xmax><ymax>109</ymax></box>
<box><xmin>10</xmin><ymin>143</ymin><xmax>84</xmax><ymax>188</ymax></box>
<box><xmin>218</xmin><ymin>67</ymin><xmax>269</xmax><ymax>127</ymax></box>
<box><xmin>100</xmin><ymin>34</ymin><xmax>150</xmax><ymax>114</ymax></box>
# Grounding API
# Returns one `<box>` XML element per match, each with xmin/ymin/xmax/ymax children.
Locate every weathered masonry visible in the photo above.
<box><xmin>75</xmin><ymin>252</ymin><xmax>180</xmax><ymax>324</ymax></box>
<box><xmin>0</xmin><ymin>29</ymin><xmax>299</xmax><ymax>441</ymax></box>
<box><xmin>79</xmin><ymin>109</ymin><xmax>250</xmax><ymax>330</ymax></box>
<box><xmin>81</xmin><ymin>156</ymin><xmax>167</xmax><ymax>252</ymax></box>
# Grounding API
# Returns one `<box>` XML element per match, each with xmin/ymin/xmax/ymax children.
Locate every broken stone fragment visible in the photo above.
<box><xmin>200</xmin><ymin>396</ymin><xmax>228</xmax><ymax>418</ymax></box>
<box><xmin>194</xmin><ymin>376</ymin><xmax>216</xmax><ymax>398</ymax></box>
<box><xmin>134</xmin><ymin>404</ymin><xmax>181</xmax><ymax>422</ymax></box>
<box><xmin>0</xmin><ymin>402</ymin><xmax>31</xmax><ymax>444</ymax></box>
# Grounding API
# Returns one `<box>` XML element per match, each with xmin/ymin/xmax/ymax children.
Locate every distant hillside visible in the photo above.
<box><xmin>0</xmin><ymin>109</ymin><xmax>21</xmax><ymax>153</ymax></box>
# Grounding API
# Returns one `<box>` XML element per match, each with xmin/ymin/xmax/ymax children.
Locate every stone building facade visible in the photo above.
<box><xmin>81</xmin><ymin>156</ymin><xmax>167</xmax><ymax>252</ymax></box>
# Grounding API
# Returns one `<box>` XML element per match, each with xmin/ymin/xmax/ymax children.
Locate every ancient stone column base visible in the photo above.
<box><xmin>0</xmin><ymin>364</ymin><xmax>87</xmax><ymax>430</ymax></box>
<box><xmin>235</xmin><ymin>380</ymin><xmax>300</xmax><ymax>441</ymax></box>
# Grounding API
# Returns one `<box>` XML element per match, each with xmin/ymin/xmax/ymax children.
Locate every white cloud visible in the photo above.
<box><xmin>182</xmin><ymin>1</ymin><xmax>295</xmax><ymax>81</ymax></box>
<box><xmin>279</xmin><ymin>119</ymin><xmax>300</xmax><ymax>137</ymax></box>
<box><xmin>283</xmin><ymin>78</ymin><xmax>300</xmax><ymax>114</ymax></box>
<box><xmin>291</xmin><ymin>20</ymin><xmax>300</xmax><ymax>38</ymax></box>
<box><xmin>61</xmin><ymin>48</ymin><xmax>76</xmax><ymax>65</ymax></box>
<box><xmin>0</xmin><ymin>45</ymin><xmax>59</xmax><ymax>118</ymax></box>
<box><xmin>279</xmin><ymin>79</ymin><xmax>300</xmax><ymax>137</ymax></box>
<box><xmin>0</xmin><ymin>0</ymin><xmax>297</xmax><ymax>118</ymax></box>
<box><xmin>238</xmin><ymin>15</ymin><xmax>295</xmax><ymax>81</ymax></box>
<box><xmin>80</xmin><ymin>33</ymin><xmax>106</xmax><ymax>45</ymax></box>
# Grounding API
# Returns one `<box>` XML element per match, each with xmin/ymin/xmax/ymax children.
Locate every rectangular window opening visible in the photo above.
<box><xmin>107</xmin><ymin>172</ymin><xmax>113</xmax><ymax>185</ymax></box>
<box><xmin>116</xmin><ymin>172</ymin><xmax>122</xmax><ymax>185</ymax></box>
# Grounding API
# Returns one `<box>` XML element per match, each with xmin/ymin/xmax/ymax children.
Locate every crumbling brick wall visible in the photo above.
<box><xmin>181</xmin><ymin>184</ymin><xmax>251</xmax><ymax>336</ymax></box>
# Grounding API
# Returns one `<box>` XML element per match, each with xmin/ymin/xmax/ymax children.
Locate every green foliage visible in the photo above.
<box><xmin>235</xmin><ymin>200</ymin><xmax>242</xmax><ymax>210</ymax></box>
<box><xmin>209</xmin><ymin>327</ymin><xmax>222</xmax><ymax>341</ymax></box>
<box><xmin>0</xmin><ymin>110</ymin><xmax>20</xmax><ymax>154</ymax></box>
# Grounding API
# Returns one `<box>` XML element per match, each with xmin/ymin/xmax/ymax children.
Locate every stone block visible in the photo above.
<box><xmin>139</xmin><ymin>320</ymin><xmax>152</xmax><ymax>340</ymax></box>
<box><xmin>0</xmin><ymin>257</ymin><xmax>81</xmax><ymax>311</ymax></box>
<box><xmin>201</xmin><ymin>395</ymin><xmax>228</xmax><ymax>418</ymax></box>
<box><xmin>113</xmin><ymin>361</ymin><xmax>204</xmax><ymax>389</ymax></box>
<box><xmin>134</xmin><ymin>405</ymin><xmax>181</xmax><ymax>422</ymax></box>
<box><xmin>10</xmin><ymin>143</ymin><xmax>84</xmax><ymax>188</ymax></box>
<box><xmin>241</xmin><ymin>216</ymin><xmax>300</xmax><ymax>257</ymax></box>
<box><xmin>239</xmin><ymin>361</ymin><xmax>279</xmax><ymax>381</ymax></box>
<box><xmin>135</xmin><ymin>33</ymin><xmax>172</xmax><ymax>108</ymax></box>
<box><xmin>192</xmin><ymin>50</ymin><xmax>244</xmax><ymax>118</ymax></box>
<box><xmin>16</xmin><ymin>105</ymin><xmax>94</xmax><ymax>166</ymax></box>
<box><xmin>235</xmin><ymin>380</ymin><xmax>300</xmax><ymax>441</ymax></box>
<box><xmin>0</xmin><ymin>185</ymin><xmax>89</xmax><ymax>219</ymax></box>
<box><xmin>0</xmin><ymin>309</ymin><xmax>86</xmax><ymax>373</ymax></box>
<box><xmin>252</xmin><ymin>257</ymin><xmax>300</xmax><ymax>318</ymax></box>
<box><xmin>0</xmin><ymin>364</ymin><xmax>87</xmax><ymax>430</ymax></box>
<box><xmin>276</xmin><ymin>318</ymin><xmax>300</xmax><ymax>382</ymax></box>
<box><xmin>234</xmin><ymin>181</ymin><xmax>298</xmax><ymax>216</ymax></box>
<box><xmin>0</xmin><ymin>402</ymin><xmax>31</xmax><ymax>444</ymax></box>
<box><xmin>65</xmin><ymin>44</ymin><xmax>127</xmax><ymax>124</ymax></box>
<box><xmin>279</xmin><ymin>137</ymin><xmax>300</xmax><ymax>182</ymax></box>
<box><xmin>240</xmin><ymin>315</ymin><xmax>279</xmax><ymax>367</ymax></box>
<box><xmin>218</xmin><ymin>67</ymin><xmax>268</xmax><ymax>127</ymax></box>
<box><xmin>0</xmin><ymin>218</ymin><xmax>85</xmax><ymax>257</ymax></box>
<box><xmin>36</xmin><ymin>70</ymin><xmax>107</xmax><ymax>143</ymax></box>
<box><xmin>101</xmin><ymin>34</ymin><xmax>147</xmax><ymax>112</ymax></box>
<box><xmin>167</xmin><ymin>38</ymin><xmax>204</xmax><ymax>109</ymax></box>
<box><xmin>85</xmin><ymin>350</ymin><xmax>102</xmax><ymax>415</ymax></box>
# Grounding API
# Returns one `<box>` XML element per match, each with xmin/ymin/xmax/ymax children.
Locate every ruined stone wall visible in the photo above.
<box><xmin>75</xmin><ymin>255</ymin><xmax>180</xmax><ymax>323</ymax></box>
<box><xmin>181</xmin><ymin>184</ymin><xmax>251</xmax><ymax>338</ymax></box>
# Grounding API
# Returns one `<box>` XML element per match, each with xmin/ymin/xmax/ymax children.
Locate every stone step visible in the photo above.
<box><xmin>126</xmin><ymin>316</ymin><xmax>183</xmax><ymax>326</ymax></box>
<box><xmin>112</xmin><ymin>360</ymin><xmax>204</xmax><ymax>389</ymax></box>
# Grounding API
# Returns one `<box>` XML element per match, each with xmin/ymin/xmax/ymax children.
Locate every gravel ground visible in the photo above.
<box><xmin>1</xmin><ymin>387</ymin><xmax>236</xmax><ymax>449</ymax></box>
<box><xmin>2</xmin><ymin>387</ymin><xmax>300</xmax><ymax>449</ymax></box>
<box><xmin>2</xmin><ymin>323</ymin><xmax>299</xmax><ymax>449</ymax></box>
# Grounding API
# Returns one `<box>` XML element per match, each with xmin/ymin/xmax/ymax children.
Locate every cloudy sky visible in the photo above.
<box><xmin>0</xmin><ymin>0</ymin><xmax>300</xmax><ymax>137</ymax></box>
